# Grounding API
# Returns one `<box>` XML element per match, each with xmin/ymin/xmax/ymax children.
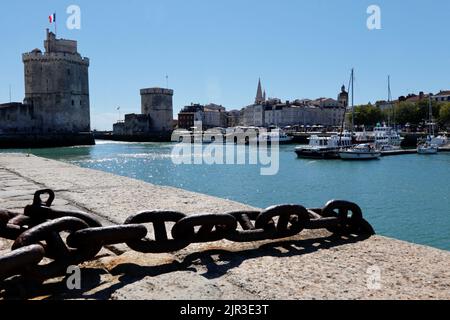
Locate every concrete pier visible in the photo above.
<box><xmin>1</xmin><ymin>153</ymin><xmax>450</xmax><ymax>300</ymax></box>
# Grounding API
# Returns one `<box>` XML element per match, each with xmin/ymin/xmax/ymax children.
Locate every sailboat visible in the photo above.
<box><xmin>373</xmin><ymin>76</ymin><xmax>403</xmax><ymax>151</ymax></box>
<box><xmin>417</xmin><ymin>96</ymin><xmax>439</xmax><ymax>155</ymax></box>
<box><xmin>339</xmin><ymin>69</ymin><xmax>381</xmax><ymax>160</ymax></box>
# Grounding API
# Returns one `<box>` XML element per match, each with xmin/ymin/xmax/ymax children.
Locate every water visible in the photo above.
<box><xmin>3</xmin><ymin>140</ymin><xmax>450</xmax><ymax>251</ymax></box>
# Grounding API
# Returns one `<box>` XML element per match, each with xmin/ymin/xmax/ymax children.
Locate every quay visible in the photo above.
<box><xmin>381</xmin><ymin>147</ymin><xmax>450</xmax><ymax>157</ymax></box>
<box><xmin>1</xmin><ymin>153</ymin><xmax>450</xmax><ymax>300</ymax></box>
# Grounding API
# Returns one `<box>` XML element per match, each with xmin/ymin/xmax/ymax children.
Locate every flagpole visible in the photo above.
<box><xmin>54</xmin><ymin>13</ymin><xmax>57</xmax><ymax>37</ymax></box>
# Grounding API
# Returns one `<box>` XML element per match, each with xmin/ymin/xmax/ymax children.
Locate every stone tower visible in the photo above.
<box><xmin>338</xmin><ymin>85</ymin><xmax>349</xmax><ymax>108</ymax></box>
<box><xmin>140</xmin><ymin>88</ymin><xmax>174</xmax><ymax>132</ymax></box>
<box><xmin>22</xmin><ymin>29</ymin><xmax>90</xmax><ymax>133</ymax></box>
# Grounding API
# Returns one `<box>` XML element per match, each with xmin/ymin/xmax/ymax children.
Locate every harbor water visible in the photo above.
<box><xmin>4</xmin><ymin>140</ymin><xmax>450</xmax><ymax>251</ymax></box>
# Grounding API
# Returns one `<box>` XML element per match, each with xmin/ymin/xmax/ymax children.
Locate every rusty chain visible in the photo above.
<box><xmin>0</xmin><ymin>189</ymin><xmax>375</xmax><ymax>282</ymax></box>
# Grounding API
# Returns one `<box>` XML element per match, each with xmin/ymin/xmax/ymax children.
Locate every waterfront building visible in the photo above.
<box><xmin>432</xmin><ymin>90</ymin><xmax>450</xmax><ymax>102</ymax></box>
<box><xmin>241</xmin><ymin>86</ymin><xmax>345</xmax><ymax>128</ymax></box>
<box><xmin>398</xmin><ymin>92</ymin><xmax>430</xmax><ymax>103</ymax></box>
<box><xmin>226</xmin><ymin>110</ymin><xmax>242</xmax><ymax>127</ymax></box>
<box><xmin>0</xmin><ymin>29</ymin><xmax>93</xmax><ymax>146</ymax></box>
<box><xmin>243</xmin><ymin>104</ymin><xmax>266</xmax><ymax>127</ymax></box>
<box><xmin>177</xmin><ymin>103</ymin><xmax>227</xmax><ymax>129</ymax></box>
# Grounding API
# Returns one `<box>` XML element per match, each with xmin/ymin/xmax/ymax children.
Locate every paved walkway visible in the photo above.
<box><xmin>1</xmin><ymin>153</ymin><xmax>450</xmax><ymax>300</ymax></box>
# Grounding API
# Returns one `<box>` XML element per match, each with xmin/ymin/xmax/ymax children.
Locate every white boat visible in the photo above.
<box><xmin>417</xmin><ymin>97</ymin><xmax>440</xmax><ymax>155</ymax></box>
<box><xmin>373</xmin><ymin>124</ymin><xmax>403</xmax><ymax>150</ymax></box>
<box><xmin>430</xmin><ymin>135</ymin><xmax>448</xmax><ymax>146</ymax></box>
<box><xmin>295</xmin><ymin>132</ymin><xmax>353</xmax><ymax>159</ymax></box>
<box><xmin>256</xmin><ymin>129</ymin><xmax>294</xmax><ymax>144</ymax></box>
<box><xmin>339</xmin><ymin>144</ymin><xmax>381</xmax><ymax>160</ymax></box>
<box><xmin>418</xmin><ymin>143</ymin><xmax>438</xmax><ymax>154</ymax></box>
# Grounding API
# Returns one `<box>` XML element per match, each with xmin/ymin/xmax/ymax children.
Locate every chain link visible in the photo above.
<box><xmin>0</xmin><ymin>190</ymin><xmax>375</xmax><ymax>282</ymax></box>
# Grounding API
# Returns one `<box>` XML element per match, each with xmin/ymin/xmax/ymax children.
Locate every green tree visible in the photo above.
<box><xmin>352</xmin><ymin>104</ymin><xmax>384</xmax><ymax>126</ymax></box>
<box><xmin>395</xmin><ymin>102</ymin><xmax>421</xmax><ymax>125</ymax></box>
<box><xmin>416</xmin><ymin>99</ymin><xmax>440</xmax><ymax>123</ymax></box>
<box><xmin>439</xmin><ymin>103</ymin><xmax>450</xmax><ymax>127</ymax></box>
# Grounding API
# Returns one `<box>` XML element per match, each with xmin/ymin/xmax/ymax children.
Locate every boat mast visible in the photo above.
<box><xmin>428</xmin><ymin>95</ymin><xmax>434</xmax><ymax>136</ymax></box>
<box><xmin>339</xmin><ymin>69</ymin><xmax>353</xmax><ymax>144</ymax></box>
<box><xmin>388</xmin><ymin>75</ymin><xmax>394</xmax><ymax>130</ymax></box>
<box><xmin>351</xmin><ymin>68</ymin><xmax>355</xmax><ymax>133</ymax></box>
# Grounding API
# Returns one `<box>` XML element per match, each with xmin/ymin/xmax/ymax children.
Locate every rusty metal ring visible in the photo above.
<box><xmin>67</xmin><ymin>224</ymin><xmax>148</xmax><ymax>248</ymax></box>
<box><xmin>12</xmin><ymin>217</ymin><xmax>102</xmax><ymax>263</ymax></box>
<box><xmin>322</xmin><ymin>200</ymin><xmax>364</xmax><ymax>234</ymax></box>
<box><xmin>0</xmin><ymin>210</ymin><xmax>15</xmax><ymax>227</ymax></box>
<box><xmin>255</xmin><ymin>205</ymin><xmax>310</xmax><ymax>239</ymax></box>
<box><xmin>172</xmin><ymin>213</ymin><xmax>238</xmax><ymax>243</ymax></box>
<box><xmin>24</xmin><ymin>206</ymin><xmax>103</xmax><ymax>228</ymax></box>
<box><xmin>225</xmin><ymin>211</ymin><xmax>276</xmax><ymax>242</ymax></box>
<box><xmin>0</xmin><ymin>244</ymin><xmax>46</xmax><ymax>280</ymax></box>
<box><xmin>32</xmin><ymin>189</ymin><xmax>55</xmax><ymax>207</ymax></box>
<box><xmin>124</xmin><ymin>211</ymin><xmax>190</xmax><ymax>253</ymax></box>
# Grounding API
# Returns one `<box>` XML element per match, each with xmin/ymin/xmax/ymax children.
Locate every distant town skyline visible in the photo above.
<box><xmin>1</xmin><ymin>0</ymin><xmax>450</xmax><ymax>130</ymax></box>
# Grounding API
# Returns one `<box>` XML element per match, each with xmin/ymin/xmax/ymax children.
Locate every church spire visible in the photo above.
<box><xmin>255</xmin><ymin>78</ymin><xmax>264</xmax><ymax>104</ymax></box>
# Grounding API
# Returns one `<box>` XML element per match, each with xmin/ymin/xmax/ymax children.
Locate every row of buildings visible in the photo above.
<box><xmin>177</xmin><ymin>80</ymin><xmax>349</xmax><ymax>130</ymax></box>
<box><xmin>376</xmin><ymin>91</ymin><xmax>450</xmax><ymax>111</ymax></box>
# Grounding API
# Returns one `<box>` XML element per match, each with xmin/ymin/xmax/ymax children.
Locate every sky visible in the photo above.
<box><xmin>1</xmin><ymin>0</ymin><xmax>449</xmax><ymax>130</ymax></box>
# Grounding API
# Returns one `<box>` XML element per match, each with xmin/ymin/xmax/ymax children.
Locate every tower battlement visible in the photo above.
<box><xmin>44</xmin><ymin>29</ymin><xmax>77</xmax><ymax>54</ymax></box>
<box><xmin>140</xmin><ymin>88</ymin><xmax>174</xmax><ymax>96</ymax></box>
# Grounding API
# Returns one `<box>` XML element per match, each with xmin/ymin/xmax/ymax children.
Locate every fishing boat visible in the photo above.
<box><xmin>339</xmin><ymin>143</ymin><xmax>381</xmax><ymax>160</ymax></box>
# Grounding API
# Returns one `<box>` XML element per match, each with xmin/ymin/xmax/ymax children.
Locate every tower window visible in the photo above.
<box><xmin>67</xmin><ymin>69</ymin><xmax>71</xmax><ymax>76</ymax></box>
<box><xmin>72</xmin><ymin>100</ymin><xmax>75</xmax><ymax>106</ymax></box>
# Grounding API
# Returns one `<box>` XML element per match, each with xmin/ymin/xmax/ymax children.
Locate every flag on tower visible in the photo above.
<box><xmin>49</xmin><ymin>13</ymin><xmax>56</xmax><ymax>24</ymax></box>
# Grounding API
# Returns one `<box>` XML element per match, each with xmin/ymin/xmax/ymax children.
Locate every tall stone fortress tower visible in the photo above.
<box><xmin>140</xmin><ymin>88</ymin><xmax>174</xmax><ymax>132</ymax></box>
<box><xmin>22</xmin><ymin>29</ymin><xmax>90</xmax><ymax>133</ymax></box>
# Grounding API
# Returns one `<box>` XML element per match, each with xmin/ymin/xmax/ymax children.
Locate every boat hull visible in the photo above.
<box><xmin>295</xmin><ymin>148</ymin><xmax>340</xmax><ymax>159</ymax></box>
<box><xmin>339</xmin><ymin>152</ymin><xmax>381</xmax><ymax>160</ymax></box>
<box><xmin>417</xmin><ymin>147</ymin><xmax>438</xmax><ymax>155</ymax></box>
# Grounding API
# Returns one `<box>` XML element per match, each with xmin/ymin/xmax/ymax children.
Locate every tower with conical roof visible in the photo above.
<box><xmin>255</xmin><ymin>78</ymin><xmax>264</xmax><ymax>104</ymax></box>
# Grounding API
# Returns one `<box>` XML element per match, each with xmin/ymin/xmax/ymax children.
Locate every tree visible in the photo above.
<box><xmin>395</xmin><ymin>102</ymin><xmax>421</xmax><ymax>125</ymax></box>
<box><xmin>352</xmin><ymin>104</ymin><xmax>384</xmax><ymax>126</ymax></box>
<box><xmin>439</xmin><ymin>103</ymin><xmax>450</xmax><ymax>127</ymax></box>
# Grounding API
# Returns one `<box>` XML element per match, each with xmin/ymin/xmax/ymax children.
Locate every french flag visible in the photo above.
<box><xmin>49</xmin><ymin>13</ymin><xmax>56</xmax><ymax>24</ymax></box>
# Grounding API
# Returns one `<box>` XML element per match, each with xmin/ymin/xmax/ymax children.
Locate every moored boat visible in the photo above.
<box><xmin>417</xmin><ymin>143</ymin><xmax>438</xmax><ymax>154</ymax></box>
<box><xmin>295</xmin><ymin>132</ymin><xmax>353</xmax><ymax>159</ymax></box>
<box><xmin>339</xmin><ymin>144</ymin><xmax>381</xmax><ymax>160</ymax></box>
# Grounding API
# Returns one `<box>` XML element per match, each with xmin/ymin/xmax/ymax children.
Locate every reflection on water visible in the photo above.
<box><xmin>3</xmin><ymin>140</ymin><xmax>450</xmax><ymax>251</ymax></box>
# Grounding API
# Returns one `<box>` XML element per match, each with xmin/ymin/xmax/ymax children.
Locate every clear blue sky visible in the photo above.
<box><xmin>1</xmin><ymin>0</ymin><xmax>449</xmax><ymax>130</ymax></box>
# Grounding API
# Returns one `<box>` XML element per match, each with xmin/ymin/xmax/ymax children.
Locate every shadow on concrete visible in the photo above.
<box><xmin>0</xmin><ymin>233</ymin><xmax>372</xmax><ymax>300</ymax></box>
